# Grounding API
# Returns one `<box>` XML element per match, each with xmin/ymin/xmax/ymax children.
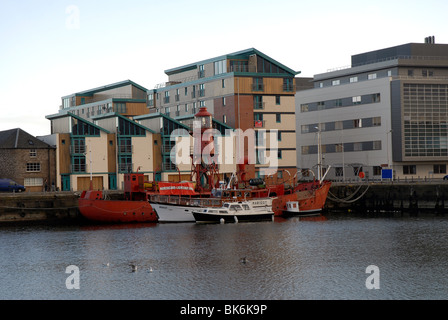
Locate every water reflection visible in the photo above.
<box><xmin>0</xmin><ymin>214</ymin><xmax>447</xmax><ymax>299</ymax></box>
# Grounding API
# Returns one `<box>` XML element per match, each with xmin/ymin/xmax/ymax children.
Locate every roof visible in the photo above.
<box><xmin>134</xmin><ymin>112</ymin><xmax>191</xmax><ymax>131</ymax></box>
<box><xmin>46</xmin><ymin>112</ymin><xmax>110</xmax><ymax>134</ymax></box>
<box><xmin>62</xmin><ymin>80</ymin><xmax>149</xmax><ymax>98</ymax></box>
<box><xmin>164</xmin><ymin>48</ymin><xmax>300</xmax><ymax>76</ymax></box>
<box><xmin>0</xmin><ymin>128</ymin><xmax>54</xmax><ymax>149</ymax></box>
<box><xmin>92</xmin><ymin>112</ymin><xmax>156</xmax><ymax>134</ymax></box>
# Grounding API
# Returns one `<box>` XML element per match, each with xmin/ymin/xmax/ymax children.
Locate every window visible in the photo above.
<box><xmin>301</xmin><ymin>104</ymin><xmax>309</xmax><ymax>112</ymax></box>
<box><xmin>253</xmin><ymin>77</ymin><xmax>264</xmax><ymax>91</ymax></box>
<box><xmin>373</xmin><ymin>140</ymin><xmax>381</xmax><ymax>150</ymax></box>
<box><xmin>403</xmin><ymin>165</ymin><xmax>416</xmax><ymax>175</ymax></box>
<box><xmin>387</xmin><ymin>70</ymin><xmax>392</xmax><ymax>77</ymax></box>
<box><xmin>24</xmin><ymin>177</ymin><xmax>43</xmax><ymax>187</ymax></box>
<box><xmin>198</xmin><ymin>64</ymin><xmax>205</xmax><ymax>78</ymax></box>
<box><xmin>373</xmin><ymin>166</ymin><xmax>382</xmax><ymax>176</ymax></box>
<box><xmin>408</xmin><ymin>70</ymin><xmax>414</xmax><ymax>76</ymax></box>
<box><xmin>199</xmin><ymin>84</ymin><xmax>205</xmax><ymax>97</ymax></box>
<box><xmin>223</xmin><ymin>115</ymin><xmax>227</xmax><ymax>123</ymax></box>
<box><xmin>277</xmin><ymin>150</ymin><xmax>282</xmax><ymax>159</ymax></box>
<box><xmin>332</xmin><ymin>80</ymin><xmax>340</xmax><ymax>86</ymax></box>
<box><xmin>276</xmin><ymin>114</ymin><xmax>281</xmax><ymax>123</ymax></box>
<box><xmin>317</xmin><ymin>101</ymin><xmax>325</xmax><ymax>110</ymax></box>
<box><xmin>283</xmin><ymin>78</ymin><xmax>293</xmax><ymax>91</ymax></box>
<box><xmin>368</xmin><ymin>73</ymin><xmax>377</xmax><ymax>80</ymax></box>
<box><xmin>434</xmin><ymin>164</ymin><xmax>446</xmax><ymax>174</ymax></box>
<box><xmin>185</xmin><ymin>87</ymin><xmax>188</xmax><ymax>96</ymax></box>
<box><xmin>352</xmin><ymin>96</ymin><xmax>361</xmax><ymax>105</ymax></box>
<box><xmin>335</xmin><ymin>143</ymin><xmax>343</xmax><ymax>152</ymax></box>
<box><xmin>275</xmin><ymin>96</ymin><xmax>280</xmax><ymax>105</ymax></box>
<box><xmin>222</xmin><ymin>79</ymin><xmax>225</xmax><ymax>88</ymax></box>
<box><xmin>222</xmin><ymin>97</ymin><xmax>226</xmax><ymax>106</ymax></box>
<box><xmin>372</xmin><ymin>93</ymin><xmax>381</xmax><ymax>103</ymax></box>
<box><xmin>422</xmin><ymin>69</ymin><xmax>434</xmax><ymax>77</ymax></box>
<box><xmin>373</xmin><ymin>117</ymin><xmax>381</xmax><ymax>126</ymax></box>
<box><xmin>335</xmin><ymin>167</ymin><xmax>344</xmax><ymax>177</ymax></box>
<box><xmin>353</xmin><ymin>119</ymin><xmax>362</xmax><ymax>128</ymax></box>
<box><xmin>26</xmin><ymin>163</ymin><xmax>41</xmax><ymax>172</ymax></box>
<box><xmin>335</xmin><ymin>121</ymin><xmax>343</xmax><ymax>130</ymax></box>
<box><xmin>29</xmin><ymin>149</ymin><xmax>37</xmax><ymax>157</ymax></box>
<box><xmin>350</xmin><ymin>76</ymin><xmax>358</xmax><ymax>83</ymax></box>
<box><xmin>214</xmin><ymin>60</ymin><xmax>226</xmax><ymax>75</ymax></box>
<box><xmin>301</xmin><ymin>125</ymin><xmax>309</xmax><ymax>133</ymax></box>
<box><xmin>278</xmin><ymin>131</ymin><xmax>282</xmax><ymax>141</ymax></box>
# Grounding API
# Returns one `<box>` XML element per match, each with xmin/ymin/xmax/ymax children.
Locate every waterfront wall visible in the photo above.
<box><xmin>0</xmin><ymin>192</ymin><xmax>80</xmax><ymax>223</ymax></box>
<box><xmin>326</xmin><ymin>182</ymin><xmax>448</xmax><ymax>214</ymax></box>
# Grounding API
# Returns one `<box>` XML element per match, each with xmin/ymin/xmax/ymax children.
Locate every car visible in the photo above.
<box><xmin>444</xmin><ymin>175</ymin><xmax>448</xmax><ymax>181</ymax></box>
<box><xmin>0</xmin><ymin>179</ymin><xmax>26</xmax><ymax>192</ymax></box>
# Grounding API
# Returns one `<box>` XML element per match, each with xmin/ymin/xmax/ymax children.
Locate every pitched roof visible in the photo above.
<box><xmin>0</xmin><ymin>128</ymin><xmax>53</xmax><ymax>149</ymax></box>
<box><xmin>165</xmin><ymin>48</ymin><xmax>300</xmax><ymax>76</ymax></box>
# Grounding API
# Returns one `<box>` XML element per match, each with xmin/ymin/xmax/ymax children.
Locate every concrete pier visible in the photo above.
<box><xmin>326</xmin><ymin>181</ymin><xmax>448</xmax><ymax>215</ymax></box>
<box><xmin>0</xmin><ymin>192</ymin><xmax>81</xmax><ymax>224</ymax></box>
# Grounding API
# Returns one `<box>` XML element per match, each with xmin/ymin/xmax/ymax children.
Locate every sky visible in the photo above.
<box><xmin>1</xmin><ymin>0</ymin><xmax>447</xmax><ymax>137</ymax></box>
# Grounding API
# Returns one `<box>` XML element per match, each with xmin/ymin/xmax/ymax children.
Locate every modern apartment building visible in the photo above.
<box><xmin>59</xmin><ymin>80</ymin><xmax>149</xmax><ymax>121</ymax></box>
<box><xmin>296</xmin><ymin>39</ymin><xmax>448</xmax><ymax>180</ymax></box>
<box><xmin>150</xmin><ymin>48</ymin><xmax>301</xmax><ymax>183</ymax></box>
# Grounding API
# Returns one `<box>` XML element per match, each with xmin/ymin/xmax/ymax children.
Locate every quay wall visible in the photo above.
<box><xmin>0</xmin><ymin>192</ymin><xmax>81</xmax><ymax>224</ymax></box>
<box><xmin>326</xmin><ymin>182</ymin><xmax>448</xmax><ymax>214</ymax></box>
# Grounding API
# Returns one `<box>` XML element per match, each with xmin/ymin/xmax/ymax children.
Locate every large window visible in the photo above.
<box><xmin>214</xmin><ymin>60</ymin><xmax>226</xmax><ymax>75</ymax></box>
<box><xmin>26</xmin><ymin>163</ymin><xmax>41</xmax><ymax>172</ymax></box>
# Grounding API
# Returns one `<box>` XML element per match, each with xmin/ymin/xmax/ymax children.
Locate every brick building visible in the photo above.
<box><xmin>0</xmin><ymin>128</ymin><xmax>56</xmax><ymax>192</ymax></box>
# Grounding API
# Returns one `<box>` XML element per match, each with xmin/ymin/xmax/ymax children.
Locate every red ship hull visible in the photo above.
<box><xmin>78</xmin><ymin>190</ymin><xmax>158</xmax><ymax>223</ymax></box>
<box><xmin>273</xmin><ymin>181</ymin><xmax>331</xmax><ymax>216</ymax></box>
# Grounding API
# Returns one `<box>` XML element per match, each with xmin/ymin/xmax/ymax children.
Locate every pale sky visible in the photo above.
<box><xmin>1</xmin><ymin>0</ymin><xmax>447</xmax><ymax>137</ymax></box>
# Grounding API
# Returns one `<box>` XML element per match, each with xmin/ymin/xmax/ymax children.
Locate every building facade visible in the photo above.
<box><xmin>0</xmin><ymin>128</ymin><xmax>56</xmax><ymax>192</ymax></box>
<box><xmin>150</xmin><ymin>48</ymin><xmax>301</xmax><ymax>183</ymax></box>
<box><xmin>296</xmin><ymin>40</ymin><xmax>448</xmax><ymax>181</ymax></box>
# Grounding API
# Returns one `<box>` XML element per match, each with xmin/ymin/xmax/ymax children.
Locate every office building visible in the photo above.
<box><xmin>296</xmin><ymin>38</ymin><xmax>448</xmax><ymax>180</ymax></box>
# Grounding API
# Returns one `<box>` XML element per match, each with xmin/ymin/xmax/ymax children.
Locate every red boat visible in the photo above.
<box><xmin>78</xmin><ymin>190</ymin><xmax>158</xmax><ymax>223</ymax></box>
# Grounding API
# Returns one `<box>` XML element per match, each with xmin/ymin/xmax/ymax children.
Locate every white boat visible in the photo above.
<box><xmin>149</xmin><ymin>195</ymin><xmax>223</xmax><ymax>223</ymax></box>
<box><xmin>192</xmin><ymin>199</ymin><xmax>275</xmax><ymax>223</ymax></box>
<box><xmin>149</xmin><ymin>202</ymin><xmax>197</xmax><ymax>223</ymax></box>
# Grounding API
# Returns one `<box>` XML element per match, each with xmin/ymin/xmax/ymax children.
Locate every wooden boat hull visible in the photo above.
<box><xmin>78</xmin><ymin>191</ymin><xmax>158</xmax><ymax>223</ymax></box>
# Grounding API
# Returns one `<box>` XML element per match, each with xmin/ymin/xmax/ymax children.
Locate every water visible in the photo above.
<box><xmin>1</xmin><ymin>214</ymin><xmax>447</xmax><ymax>300</ymax></box>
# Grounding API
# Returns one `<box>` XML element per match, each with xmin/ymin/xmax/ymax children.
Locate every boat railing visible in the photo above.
<box><xmin>148</xmin><ymin>194</ymin><xmax>237</xmax><ymax>207</ymax></box>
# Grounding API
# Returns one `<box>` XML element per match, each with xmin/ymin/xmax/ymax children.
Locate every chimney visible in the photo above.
<box><xmin>424</xmin><ymin>36</ymin><xmax>435</xmax><ymax>44</ymax></box>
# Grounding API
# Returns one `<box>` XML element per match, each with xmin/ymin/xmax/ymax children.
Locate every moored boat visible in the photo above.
<box><xmin>192</xmin><ymin>198</ymin><xmax>274</xmax><ymax>223</ymax></box>
<box><xmin>78</xmin><ymin>190</ymin><xmax>158</xmax><ymax>223</ymax></box>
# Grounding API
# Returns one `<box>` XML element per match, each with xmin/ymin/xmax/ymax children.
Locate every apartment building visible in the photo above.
<box><xmin>150</xmin><ymin>48</ymin><xmax>301</xmax><ymax>182</ymax></box>
<box><xmin>296</xmin><ymin>39</ymin><xmax>448</xmax><ymax>180</ymax></box>
<box><xmin>59</xmin><ymin>80</ymin><xmax>149</xmax><ymax>121</ymax></box>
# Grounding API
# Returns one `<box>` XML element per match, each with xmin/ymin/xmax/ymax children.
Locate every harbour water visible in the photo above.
<box><xmin>1</xmin><ymin>213</ymin><xmax>447</xmax><ymax>300</ymax></box>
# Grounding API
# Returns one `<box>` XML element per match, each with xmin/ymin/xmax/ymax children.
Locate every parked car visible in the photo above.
<box><xmin>0</xmin><ymin>179</ymin><xmax>26</xmax><ymax>192</ymax></box>
<box><xmin>444</xmin><ymin>175</ymin><xmax>448</xmax><ymax>181</ymax></box>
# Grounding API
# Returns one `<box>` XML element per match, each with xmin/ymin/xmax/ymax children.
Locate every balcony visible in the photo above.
<box><xmin>70</xmin><ymin>164</ymin><xmax>86</xmax><ymax>173</ymax></box>
<box><xmin>70</xmin><ymin>145</ymin><xmax>86</xmax><ymax>154</ymax></box>
<box><xmin>118</xmin><ymin>163</ymin><xmax>133</xmax><ymax>173</ymax></box>
<box><xmin>118</xmin><ymin>145</ymin><xmax>133</xmax><ymax>154</ymax></box>
<box><xmin>254</xmin><ymin>102</ymin><xmax>265</xmax><ymax>110</ymax></box>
